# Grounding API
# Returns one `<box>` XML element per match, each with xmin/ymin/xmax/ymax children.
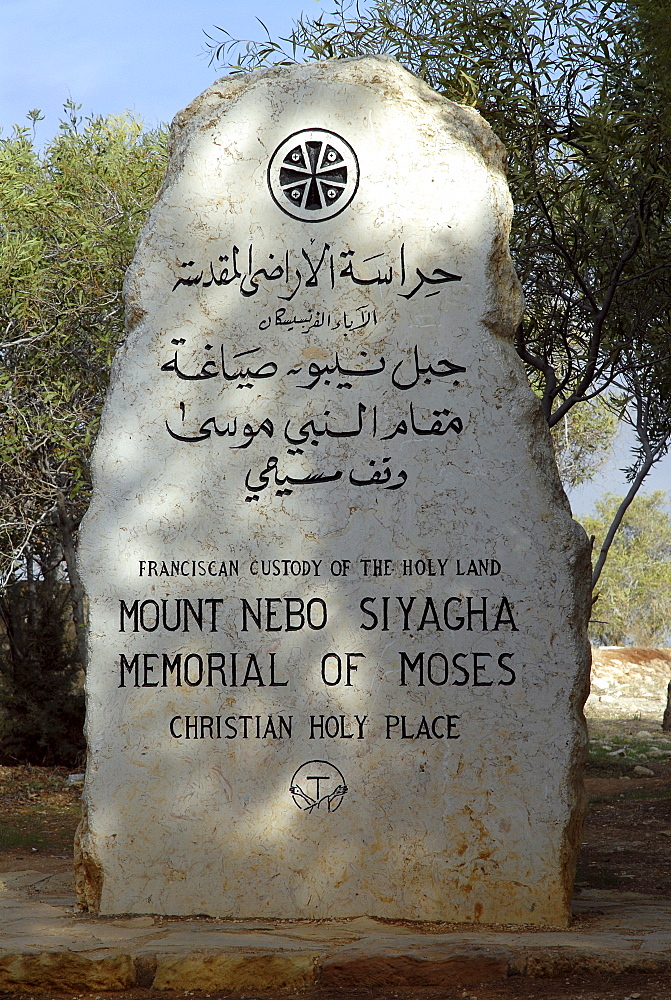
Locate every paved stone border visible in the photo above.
<box><xmin>1</xmin><ymin>882</ymin><xmax>670</xmax><ymax>992</ymax></box>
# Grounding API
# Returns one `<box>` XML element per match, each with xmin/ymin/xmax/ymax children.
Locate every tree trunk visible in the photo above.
<box><xmin>56</xmin><ymin>493</ymin><xmax>88</xmax><ymax>672</ymax></box>
<box><xmin>663</xmin><ymin>680</ymin><xmax>671</xmax><ymax>732</ymax></box>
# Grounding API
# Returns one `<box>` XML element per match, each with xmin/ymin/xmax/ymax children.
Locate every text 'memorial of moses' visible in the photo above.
<box><xmin>77</xmin><ymin>57</ymin><xmax>591</xmax><ymax>926</ymax></box>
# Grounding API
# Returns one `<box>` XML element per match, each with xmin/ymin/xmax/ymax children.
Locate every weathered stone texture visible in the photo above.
<box><xmin>77</xmin><ymin>56</ymin><xmax>591</xmax><ymax>925</ymax></box>
<box><xmin>318</xmin><ymin>947</ymin><xmax>509</xmax><ymax>987</ymax></box>
<box><xmin>0</xmin><ymin>953</ymin><xmax>135</xmax><ymax>991</ymax></box>
<box><xmin>152</xmin><ymin>952</ymin><xmax>316</xmax><ymax>991</ymax></box>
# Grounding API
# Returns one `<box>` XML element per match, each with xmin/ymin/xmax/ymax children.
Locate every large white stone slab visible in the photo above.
<box><xmin>76</xmin><ymin>56</ymin><xmax>591</xmax><ymax>926</ymax></box>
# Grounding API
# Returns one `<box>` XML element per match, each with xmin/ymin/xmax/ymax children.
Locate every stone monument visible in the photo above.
<box><xmin>76</xmin><ymin>56</ymin><xmax>591</xmax><ymax>926</ymax></box>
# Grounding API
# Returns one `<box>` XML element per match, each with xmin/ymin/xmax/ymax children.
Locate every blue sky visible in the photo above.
<box><xmin>0</xmin><ymin>0</ymin><xmax>327</xmax><ymax>143</ymax></box>
<box><xmin>2</xmin><ymin>0</ymin><xmax>669</xmax><ymax>518</ymax></box>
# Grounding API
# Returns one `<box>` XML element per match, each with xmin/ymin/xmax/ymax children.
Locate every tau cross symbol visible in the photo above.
<box><xmin>289</xmin><ymin>759</ymin><xmax>348</xmax><ymax>813</ymax></box>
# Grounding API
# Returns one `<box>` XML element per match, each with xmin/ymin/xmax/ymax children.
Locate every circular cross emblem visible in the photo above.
<box><xmin>290</xmin><ymin>760</ymin><xmax>348</xmax><ymax>813</ymax></box>
<box><xmin>267</xmin><ymin>129</ymin><xmax>359</xmax><ymax>223</ymax></box>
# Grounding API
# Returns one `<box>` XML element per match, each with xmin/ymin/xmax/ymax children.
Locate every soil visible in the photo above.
<box><xmin>1</xmin><ymin>973</ymin><xmax>670</xmax><ymax>999</ymax></box>
<box><xmin>578</xmin><ymin>718</ymin><xmax>671</xmax><ymax>897</ymax></box>
<box><xmin>0</xmin><ymin>719</ymin><xmax>670</xmax><ymax>999</ymax></box>
<box><xmin>578</xmin><ymin>771</ymin><xmax>671</xmax><ymax>895</ymax></box>
<box><xmin>0</xmin><ymin>764</ymin><xmax>80</xmax><ymax>878</ymax></box>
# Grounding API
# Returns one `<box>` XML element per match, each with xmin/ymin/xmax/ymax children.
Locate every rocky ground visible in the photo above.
<box><xmin>586</xmin><ymin>647</ymin><xmax>671</xmax><ymax>720</ymax></box>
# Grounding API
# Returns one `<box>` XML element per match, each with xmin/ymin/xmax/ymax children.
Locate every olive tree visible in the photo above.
<box><xmin>0</xmin><ymin>106</ymin><xmax>168</xmax><ymax>666</ymax></box>
<box><xmin>583</xmin><ymin>491</ymin><xmax>671</xmax><ymax>646</ymax></box>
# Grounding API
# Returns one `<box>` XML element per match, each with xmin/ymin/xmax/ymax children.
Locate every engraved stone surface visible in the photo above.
<box><xmin>76</xmin><ymin>56</ymin><xmax>591</xmax><ymax>925</ymax></box>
